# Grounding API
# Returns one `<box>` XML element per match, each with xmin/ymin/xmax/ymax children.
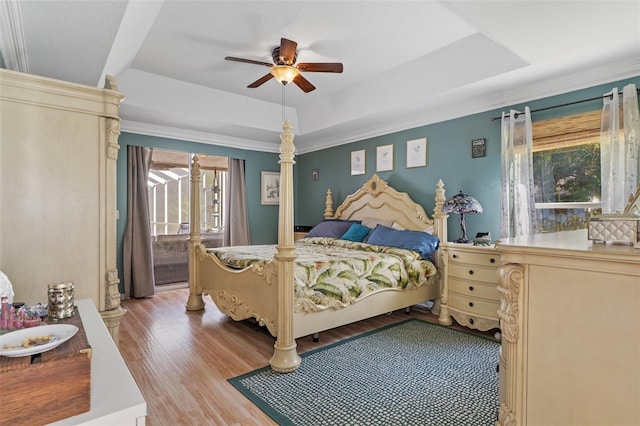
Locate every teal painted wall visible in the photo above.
<box><xmin>296</xmin><ymin>76</ymin><xmax>640</xmax><ymax>243</ymax></box>
<box><xmin>116</xmin><ymin>75</ymin><xmax>639</xmax><ymax>292</ymax></box>
<box><xmin>116</xmin><ymin>133</ymin><xmax>283</xmax><ymax>290</ymax></box>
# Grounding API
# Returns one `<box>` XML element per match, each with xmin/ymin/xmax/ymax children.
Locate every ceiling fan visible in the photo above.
<box><xmin>224</xmin><ymin>38</ymin><xmax>343</xmax><ymax>93</ymax></box>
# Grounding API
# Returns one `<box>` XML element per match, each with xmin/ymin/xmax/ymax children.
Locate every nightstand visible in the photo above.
<box><xmin>293</xmin><ymin>232</ymin><xmax>307</xmax><ymax>241</ymax></box>
<box><xmin>294</xmin><ymin>225</ymin><xmax>312</xmax><ymax>241</ymax></box>
<box><xmin>438</xmin><ymin>242</ymin><xmax>500</xmax><ymax>332</ymax></box>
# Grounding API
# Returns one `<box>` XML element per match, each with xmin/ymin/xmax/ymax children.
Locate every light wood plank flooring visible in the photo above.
<box><xmin>119</xmin><ymin>288</ymin><xmax>496</xmax><ymax>426</ymax></box>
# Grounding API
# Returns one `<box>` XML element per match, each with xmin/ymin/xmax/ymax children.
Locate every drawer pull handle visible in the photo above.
<box><xmin>468</xmin><ymin>270</ymin><xmax>474</xmax><ymax>275</ymax></box>
<box><xmin>469</xmin><ymin>286</ymin><xmax>474</xmax><ymax>291</ymax></box>
<box><xmin>469</xmin><ymin>318</ymin><xmax>475</xmax><ymax>325</ymax></box>
<box><xmin>468</xmin><ymin>302</ymin><xmax>474</xmax><ymax>307</ymax></box>
<box><xmin>490</xmin><ymin>258</ymin><xmax>496</xmax><ymax>264</ymax></box>
<box><xmin>452</xmin><ymin>254</ymin><xmax>458</xmax><ymax>259</ymax></box>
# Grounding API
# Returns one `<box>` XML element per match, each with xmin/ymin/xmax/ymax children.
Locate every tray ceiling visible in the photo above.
<box><xmin>1</xmin><ymin>1</ymin><xmax>638</xmax><ymax>153</ymax></box>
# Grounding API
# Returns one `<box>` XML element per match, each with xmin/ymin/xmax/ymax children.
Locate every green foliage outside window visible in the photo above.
<box><xmin>533</xmin><ymin>143</ymin><xmax>601</xmax><ymax>203</ymax></box>
<box><xmin>533</xmin><ymin>143</ymin><xmax>602</xmax><ymax>232</ymax></box>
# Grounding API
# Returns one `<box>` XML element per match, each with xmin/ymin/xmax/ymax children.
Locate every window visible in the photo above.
<box><xmin>147</xmin><ymin>149</ymin><xmax>228</xmax><ymax>236</ymax></box>
<box><xmin>532</xmin><ymin>110</ymin><xmax>602</xmax><ymax>232</ymax></box>
<box><xmin>148</xmin><ymin>166</ymin><xmax>189</xmax><ymax>235</ymax></box>
<box><xmin>202</xmin><ymin>169</ymin><xmax>225</xmax><ymax>232</ymax></box>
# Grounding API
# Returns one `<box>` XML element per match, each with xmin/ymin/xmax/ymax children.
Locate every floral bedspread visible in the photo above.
<box><xmin>207</xmin><ymin>237</ymin><xmax>438</xmax><ymax>309</ymax></box>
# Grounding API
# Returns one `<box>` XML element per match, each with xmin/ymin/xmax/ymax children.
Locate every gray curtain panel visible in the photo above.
<box><xmin>123</xmin><ymin>146</ymin><xmax>155</xmax><ymax>298</ymax></box>
<box><xmin>224</xmin><ymin>158</ymin><xmax>250</xmax><ymax>246</ymax></box>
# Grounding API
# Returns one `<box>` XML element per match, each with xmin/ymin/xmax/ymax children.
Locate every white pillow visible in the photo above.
<box><xmin>361</xmin><ymin>217</ymin><xmax>394</xmax><ymax>229</ymax></box>
<box><xmin>391</xmin><ymin>220</ymin><xmax>435</xmax><ymax>235</ymax></box>
<box><xmin>390</xmin><ymin>221</ymin><xmax>405</xmax><ymax>230</ymax></box>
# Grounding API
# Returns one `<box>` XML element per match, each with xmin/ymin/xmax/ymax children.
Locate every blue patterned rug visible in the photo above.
<box><xmin>229</xmin><ymin>319</ymin><xmax>499</xmax><ymax>425</ymax></box>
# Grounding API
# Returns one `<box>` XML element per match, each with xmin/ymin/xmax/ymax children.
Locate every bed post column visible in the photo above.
<box><xmin>432</xmin><ymin>179</ymin><xmax>448</xmax><ymax>316</ymax></box>
<box><xmin>433</xmin><ymin>179</ymin><xmax>448</xmax><ymax>244</ymax></box>
<box><xmin>324</xmin><ymin>189</ymin><xmax>334</xmax><ymax>219</ymax></box>
<box><xmin>186</xmin><ymin>155</ymin><xmax>205</xmax><ymax>311</ymax></box>
<box><xmin>270</xmin><ymin>119</ymin><xmax>302</xmax><ymax>373</ymax></box>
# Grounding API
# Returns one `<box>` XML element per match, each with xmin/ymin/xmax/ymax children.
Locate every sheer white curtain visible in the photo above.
<box><xmin>500</xmin><ymin>107</ymin><xmax>538</xmax><ymax>238</ymax></box>
<box><xmin>600</xmin><ymin>83</ymin><xmax>640</xmax><ymax>213</ymax></box>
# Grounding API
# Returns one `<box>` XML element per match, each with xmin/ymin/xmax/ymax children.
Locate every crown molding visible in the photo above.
<box><xmin>0</xmin><ymin>0</ymin><xmax>29</xmax><ymax>72</ymax></box>
<box><xmin>121</xmin><ymin>120</ymin><xmax>281</xmax><ymax>153</ymax></box>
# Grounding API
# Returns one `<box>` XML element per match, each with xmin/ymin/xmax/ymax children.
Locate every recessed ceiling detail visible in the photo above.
<box><xmin>3</xmin><ymin>1</ymin><xmax>639</xmax><ymax>154</ymax></box>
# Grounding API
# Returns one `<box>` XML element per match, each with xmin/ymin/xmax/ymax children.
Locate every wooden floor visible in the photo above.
<box><xmin>119</xmin><ymin>288</ymin><xmax>496</xmax><ymax>426</ymax></box>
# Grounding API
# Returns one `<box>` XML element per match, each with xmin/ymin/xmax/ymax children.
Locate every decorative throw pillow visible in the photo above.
<box><xmin>366</xmin><ymin>225</ymin><xmax>440</xmax><ymax>260</ymax></box>
<box><xmin>306</xmin><ymin>220</ymin><xmax>360</xmax><ymax>239</ymax></box>
<box><xmin>340</xmin><ymin>223</ymin><xmax>371</xmax><ymax>242</ymax></box>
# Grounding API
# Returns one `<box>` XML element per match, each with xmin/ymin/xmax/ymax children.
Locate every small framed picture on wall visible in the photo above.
<box><xmin>376</xmin><ymin>144</ymin><xmax>394</xmax><ymax>172</ymax></box>
<box><xmin>406</xmin><ymin>137</ymin><xmax>427</xmax><ymax>168</ymax></box>
<box><xmin>260</xmin><ymin>171</ymin><xmax>280</xmax><ymax>205</ymax></box>
<box><xmin>471</xmin><ymin>138</ymin><xmax>487</xmax><ymax>158</ymax></box>
<box><xmin>351</xmin><ymin>149</ymin><xmax>365</xmax><ymax>175</ymax></box>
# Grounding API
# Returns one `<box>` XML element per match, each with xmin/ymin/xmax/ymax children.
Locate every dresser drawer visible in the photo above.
<box><xmin>449</xmin><ymin>278</ymin><xmax>499</xmax><ymax>300</ymax></box>
<box><xmin>449</xmin><ymin>263</ymin><xmax>498</xmax><ymax>283</ymax></box>
<box><xmin>448</xmin><ymin>249</ymin><xmax>499</xmax><ymax>267</ymax></box>
<box><xmin>449</xmin><ymin>293</ymin><xmax>500</xmax><ymax>319</ymax></box>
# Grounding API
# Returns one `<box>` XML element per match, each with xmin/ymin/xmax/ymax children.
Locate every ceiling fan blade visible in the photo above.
<box><xmin>248</xmin><ymin>73</ymin><xmax>274</xmax><ymax>88</ymax></box>
<box><xmin>292</xmin><ymin>74</ymin><xmax>316</xmax><ymax>93</ymax></box>
<box><xmin>297</xmin><ymin>63</ymin><xmax>344</xmax><ymax>73</ymax></box>
<box><xmin>279</xmin><ymin>38</ymin><xmax>298</xmax><ymax>65</ymax></box>
<box><xmin>225</xmin><ymin>56</ymin><xmax>273</xmax><ymax>67</ymax></box>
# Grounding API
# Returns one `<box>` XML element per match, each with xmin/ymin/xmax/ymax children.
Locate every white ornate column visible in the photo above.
<box><xmin>270</xmin><ymin>119</ymin><xmax>301</xmax><ymax>373</ymax></box>
<box><xmin>99</xmin><ymin>76</ymin><xmax>127</xmax><ymax>346</ymax></box>
<box><xmin>432</xmin><ymin>179</ymin><xmax>447</xmax><ymax>317</ymax></box>
<box><xmin>323</xmin><ymin>189</ymin><xmax>334</xmax><ymax>219</ymax></box>
<box><xmin>186</xmin><ymin>155</ymin><xmax>206</xmax><ymax>311</ymax></box>
<box><xmin>497</xmin><ymin>263</ymin><xmax>525</xmax><ymax>426</ymax></box>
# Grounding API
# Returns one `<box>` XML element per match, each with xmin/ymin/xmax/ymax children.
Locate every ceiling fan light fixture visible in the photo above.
<box><xmin>270</xmin><ymin>65</ymin><xmax>299</xmax><ymax>84</ymax></box>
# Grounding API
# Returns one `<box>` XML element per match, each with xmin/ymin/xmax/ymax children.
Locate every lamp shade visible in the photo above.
<box><xmin>442</xmin><ymin>191</ymin><xmax>483</xmax><ymax>215</ymax></box>
<box><xmin>443</xmin><ymin>191</ymin><xmax>483</xmax><ymax>243</ymax></box>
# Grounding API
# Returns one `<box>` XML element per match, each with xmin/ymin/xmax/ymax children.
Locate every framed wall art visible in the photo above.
<box><xmin>472</xmin><ymin>138</ymin><xmax>487</xmax><ymax>158</ymax></box>
<box><xmin>351</xmin><ymin>149</ymin><xmax>365</xmax><ymax>175</ymax></box>
<box><xmin>260</xmin><ymin>171</ymin><xmax>280</xmax><ymax>205</ymax></box>
<box><xmin>376</xmin><ymin>144</ymin><xmax>394</xmax><ymax>172</ymax></box>
<box><xmin>406</xmin><ymin>137</ymin><xmax>427</xmax><ymax>168</ymax></box>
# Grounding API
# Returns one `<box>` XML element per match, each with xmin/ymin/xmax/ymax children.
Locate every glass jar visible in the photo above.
<box><xmin>47</xmin><ymin>282</ymin><xmax>75</xmax><ymax>319</ymax></box>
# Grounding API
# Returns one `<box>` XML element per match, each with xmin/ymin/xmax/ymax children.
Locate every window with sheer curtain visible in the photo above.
<box><xmin>532</xmin><ymin>110</ymin><xmax>603</xmax><ymax>232</ymax></box>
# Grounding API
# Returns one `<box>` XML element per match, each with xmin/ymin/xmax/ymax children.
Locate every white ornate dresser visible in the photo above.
<box><xmin>495</xmin><ymin>229</ymin><xmax>640</xmax><ymax>425</ymax></box>
<box><xmin>0</xmin><ymin>69</ymin><xmax>126</xmax><ymax>343</ymax></box>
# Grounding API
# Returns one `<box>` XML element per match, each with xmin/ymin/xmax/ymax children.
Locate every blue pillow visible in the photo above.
<box><xmin>366</xmin><ymin>225</ymin><xmax>440</xmax><ymax>260</ymax></box>
<box><xmin>340</xmin><ymin>223</ymin><xmax>371</xmax><ymax>242</ymax></box>
<box><xmin>306</xmin><ymin>220</ymin><xmax>360</xmax><ymax>239</ymax></box>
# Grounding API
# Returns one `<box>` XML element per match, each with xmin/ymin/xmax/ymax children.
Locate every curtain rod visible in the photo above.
<box><xmin>490</xmin><ymin>88</ymin><xmax>640</xmax><ymax>121</ymax></box>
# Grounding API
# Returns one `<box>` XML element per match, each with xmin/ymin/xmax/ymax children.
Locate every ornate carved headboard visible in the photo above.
<box><xmin>323</xmin><ymin>174</ymin><xmax>444</xmax><ymax>233</ymax></box>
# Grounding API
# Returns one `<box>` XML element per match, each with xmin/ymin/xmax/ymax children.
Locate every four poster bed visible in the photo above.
<box><xmin>186</xmin><ymin>120</ymin><xmax>448</xmax><ymax>372</ymax></box>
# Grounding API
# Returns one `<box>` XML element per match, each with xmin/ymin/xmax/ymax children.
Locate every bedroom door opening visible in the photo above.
<box><xmin>146</xmin><ymin>148</ymin><xmax>228</xmax><ymax>287</ymax></box>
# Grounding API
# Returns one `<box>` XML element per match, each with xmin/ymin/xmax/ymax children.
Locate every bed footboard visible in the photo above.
<box><xmin>196</xmin><ymin>245</ymin><xmax>279</xmax><ymax>335</ymax></box>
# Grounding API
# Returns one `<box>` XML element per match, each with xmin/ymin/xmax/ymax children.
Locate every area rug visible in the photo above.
<box><xmin>229</xmin><ymin>319</ymin><xmax>499</xmax><ymax>425</ymax></box>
